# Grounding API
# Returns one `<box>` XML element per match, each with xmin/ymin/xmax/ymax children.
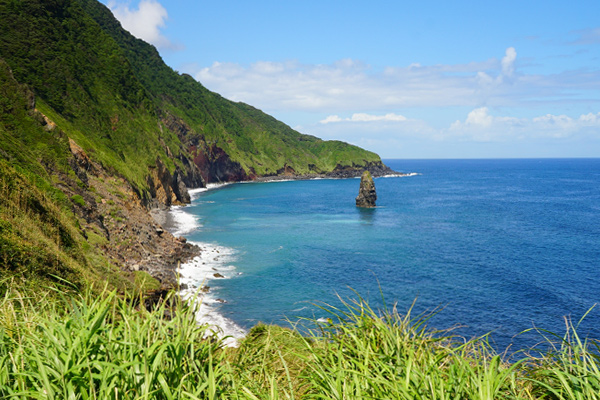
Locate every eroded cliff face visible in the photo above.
<box><xmin>146</xmin><ymin>158</ymin><xmax>186</xmax><ymax>208</ymax></box>
<box><xmin>190</xmin><ymin>143</ymin><xmax>251</xmax><ymax>183</ymax></box>
<box><xmin>63</xmin><ymin>116</ymin><xmax>256</xmax><ymax>287</ymax></box>
<box><xmin>67</xmin><ymin>138</ymin><xmax>199</xmax><ymax>287</ymax></box>
<box><xmin>163</xmin><ymin>113</ymin><xmax>250</xmax><ymax>184</ymax></box>
<box><xmin>31</xmin><ymin>97</ymin><xmax>243</xmax><ymax>289</ymax></box>
<box><xmin>330</xmin><ymin>161</ymin><xmax>394</xmax><ymax>179</ymax></box>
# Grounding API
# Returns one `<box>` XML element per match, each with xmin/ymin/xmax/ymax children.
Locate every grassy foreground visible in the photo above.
<box><xmin>0</xmin><ymin>286</ymin><xmax>599</xmax><ymax>399</ymax></box>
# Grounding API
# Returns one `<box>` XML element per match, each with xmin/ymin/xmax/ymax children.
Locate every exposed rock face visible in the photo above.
<box><xmin>68</xmin><ymin>138</ymin><xmax>94</xmax><ymax>186</ymax></box>
<box><xmin>146</xmin><ymin>158</ymin><xmax>178</xmax><ymax>207</ymax></box>
<box><xmin>331</xmin><ymin>161</ymin><xmax>389</xmax><ymax>178</ymax></box>
<box><xmin>145</xmin><ymin>157</ymin><xmax>196</xmax><ymax>208</ymax></box>
<box><xmin>63</xmin><ymin>138</ymin><xmax>200</xmax><ymax>288</ymax></box>
<box><xmin>190</xmin><ymin>142</ymin><xmax>250</xmax><ymax>183</ymax></box>
<box><xmin>356</xmin><ymin>171</ymin><xmax>377</xmax><ymax>208</ymax></box>
<box><xmin>173</xmin><ymin>169</ymin><xmax>190</xmax><ymax>204</ymax></box>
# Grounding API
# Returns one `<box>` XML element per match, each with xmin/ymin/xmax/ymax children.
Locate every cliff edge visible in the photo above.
<box><xmin>0</xmin><ymin>0</ymin><xmax>393</xmax><ymax>293</ymax></box>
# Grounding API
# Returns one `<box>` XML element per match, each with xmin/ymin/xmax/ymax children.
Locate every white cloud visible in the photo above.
<box><xmin>108</xmin><ymin>0</ymin><xmax>175</xmax><ymax>49</ymax></box>
<box><xmin>501</xmin><ymin>47</ymin><xmax>517</xmax><ymax>78</ymax></box>
<box><xmin>196</xmin><ymin>59</ymin><xmax>374</xmax><ymax>111</ymax></box>
<box><xmin>476</xmin><ymin>47</ymin><xmax>517</xmax><ymax>91</ymax></box>
<box><xmin>464</xmin><ymin>107</ymin><xmax>494</xmax><ymax>127</ymax></box>
<box><xmin>309</xmin><ymin>114</ymin><xmax>434</xmax><ymax>152</ymax></box>
<box><xmin>529</xmin><ymin>112</ymin><xmax>600</xmax><ymax>138</ymax></box>
<box><xmin>448</xmin><ymin>108</ymin><xmax>600</xmax><ymax>141</ymax></box>
<box><xmin>301</xmin><ymin>108</ymin><xmax>600</xmax><ymax>158</ymax></box>
<box><xmin>579</xmin><ymin>112</ymin><xmax>600</xmax><ymax>123</ymax></box>
<box><xmin>533</xmin><ymin>113</ymin><xmax>575</xmax><ymax>129</ymax></box>
<box><xmin>192</xmin><ymin>47</ymin><xmax>599</xmax><ymax>115</ymax></box>
<box><xmin>195</xmin><ymin>56</ymin><xmax>489</xmax><ymax>111</ymax></box>
<box><xmin>320</xmin><ymin>113</ymin><xmax>407</xmax><ymax>124</ymax></box>
<box><xmin>320</xmin><ymin>115</ymin><xmax>342</xmax><ymax>124</ymax></box>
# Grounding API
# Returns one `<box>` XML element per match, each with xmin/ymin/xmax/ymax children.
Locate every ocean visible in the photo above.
<box><xmin>171</xmin><ymin>158</ymin><xmax>600</xmax><ymax>351</ymax></box>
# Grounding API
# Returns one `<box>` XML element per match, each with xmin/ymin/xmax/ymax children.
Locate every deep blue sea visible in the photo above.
<box><xmin>174</xmin><ymin>159</ymin><xmax>600</xmax><ymax>351</ymax></box>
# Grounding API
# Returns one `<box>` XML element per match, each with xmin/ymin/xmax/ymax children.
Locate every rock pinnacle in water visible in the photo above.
<box><xmin>356</xmin><ymin>170</ymin><xmax>377</xmax><ymax>208</ymax></box>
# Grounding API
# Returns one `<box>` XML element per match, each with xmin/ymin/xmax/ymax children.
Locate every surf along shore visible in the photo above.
<box><xmin>153</xmin><ymin>164</ymin><xmax>410</xmax><ymax>346</ymax></box>
<box><xmin>151</xmin><ymin>185</ymin><xmax>244</xmax><ymax>347</ymax></box>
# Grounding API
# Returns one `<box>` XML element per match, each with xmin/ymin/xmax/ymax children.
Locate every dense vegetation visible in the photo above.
<box><xmin>0</xmin><ymin>0</ymin><xmax>383</xmax><ymax>291</ymax></box>
<box><xmin>3</xmin><ymin>1</ymin><xmax>598</xmax><ymax>398</ymax></box>
<box><xmin>1</xmin><ymin>286</ymin><xmax>599</xmax><ymax>399</ymax></box>
<box><xmin>78</xmin><ymin>0</ymin><xmax>381</xmax><ymax>178</ymax></box>
<box><xmin>0</xmin><ymin>57</ymin><xmax>138</xmax><ymax>294</ymax></box>
<box><xmin>0</xmin><ymin>0</ymin><xmax>381</xmax><ymax>193</ymax></box>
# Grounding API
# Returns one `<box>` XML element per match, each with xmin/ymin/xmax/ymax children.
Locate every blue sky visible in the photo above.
<box><xmin>101</xmin><ymin>0</ymin><xmax>600</xmax><ymax>158</ymax></box>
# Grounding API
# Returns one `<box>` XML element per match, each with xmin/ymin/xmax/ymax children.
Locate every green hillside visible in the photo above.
<box><xmin>0</xmin><ymin>58</ymin><xmax>138</xmax><ymax>294</ymax></box>
<box><xmin>0</xmin><ymin>0</ymin><xmax>384</xmax><ymax>194</ymax></box>
<box><xmin>1</xmin><ymin>2</ymin><xmax>600</xmax><ymax>398</ymax></box>
<box><xmin>79</xmin><ymin>0</ymin><xmax>382</xmax><ymax>179</ymax></box>
<box><xmin>0</xmin><ymin>0</ymin><xmax>389</xmax><ymax>290</ymax></box>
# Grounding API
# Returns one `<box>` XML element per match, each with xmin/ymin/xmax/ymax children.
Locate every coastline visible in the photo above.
<box><xmin>249</xmin><ymin>164</ymin><xmax>408</xmax><ymax>183</ymax></box>
<box><xmin>154</xmin><ymin>169</ymin><xmax>414</xmax><ymax>347</ymax></box>
<box><xmin>157</xmin><ymin>185</ymin><xmax>247</xmax><ymax>347</ymax></box>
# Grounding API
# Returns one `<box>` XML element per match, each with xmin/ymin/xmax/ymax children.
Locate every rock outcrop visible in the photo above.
<box><xmin>145</xmin><ymin>157</ymin><xmax>197</xmax><ymax>208</ymax></box>
<box><xmin>64</xmin><ymin>138</ymin><xmax>200</xmax><ymax>288</ymax></box>
<box><xmin>189</xmin><ymin>141</ymin><xmax>251</xmax><ymax>183</ymax></box>
<box><xmin>355</xmin><ymin>171</ymin><xmax>377</xmax><ymax>208</ymax></box>
<box><xmin>330</xmin><ymin>161</ymin><xmax>394</xmax><ymax>179</ymax></box>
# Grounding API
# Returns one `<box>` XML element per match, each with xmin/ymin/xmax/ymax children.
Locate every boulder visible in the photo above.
<box><xmin>355</xmin><ymin>171</ymin><xmax>377</xmax><ymax>208</ymax></box>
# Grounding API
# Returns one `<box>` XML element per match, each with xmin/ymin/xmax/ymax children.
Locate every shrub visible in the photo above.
<box><xmin>70</xmin><ymin>194</ymin><xmax>85</xmax><ymax>207</ymax></box>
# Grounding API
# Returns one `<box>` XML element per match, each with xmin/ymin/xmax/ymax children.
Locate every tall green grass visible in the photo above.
<box><xmin>1</xmin><ymin>286</ymin><xmax>599</xmax><ymax>399</ymax></box>
<box><xmin>296</xmin><ymin>296</ymin><xmax>527</xmax><ymax>399</ymax></box>
<box><xmin>231</xmin><ymin>295</ymin><xmax>600</xmax><ymax>399</ymax></box>
<box><xmin>0</xmin><ymin>286</ymin><xmax>228</xmax><ymax>399</ymax></box>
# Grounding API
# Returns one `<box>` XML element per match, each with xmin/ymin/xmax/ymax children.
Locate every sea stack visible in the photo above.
<box><xmin>355</xmin><ymin>171</ymin><xmax>377</xmax><ymax>208</ymax></box>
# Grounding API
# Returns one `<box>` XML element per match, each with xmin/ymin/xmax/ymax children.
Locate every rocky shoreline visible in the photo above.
<box><xmin>65</xmin><ymin>139</ymin><xmax>203</xmax><ymax>291</ymax></box>
<box><xmin>144</xmin><ymin>165</ymin><xmax>404</xmax><ymax>282</ymax></box>
<box><xmin>157</xmin><ymin>164</ymin><xmax>407</xmax><ymax>345</ymax></box>
<box><xmin>251</xmin><ymin>163</ymin><xmax>405</xmax><ymax>183</ymax></box>
<box><xmin>90</xmin><ymin>163</ymin><xmax>402</xmax><ymax>296</ymax></box>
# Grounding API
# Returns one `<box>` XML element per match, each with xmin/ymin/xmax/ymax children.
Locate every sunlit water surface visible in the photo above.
<box><xmin>173</xmin><ymin>159</ymin><xmax>600</xmax><ymax>350</ymax></box>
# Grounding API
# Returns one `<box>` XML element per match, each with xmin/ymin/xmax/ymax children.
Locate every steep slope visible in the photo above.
<box><xmin>0</xmin><ymin>58</ymin><xmax>164</xmax><ymax>294</ymax></box>
<box><xmin>79</xmin><ymin>0</ymin><xmax>387</xmax><ymax>182</ymax></box>
<box><xmin>0</xmin><ymin>0</ymin><xmax>391</xmax><ymax>290</ymax></box>
<box><xmin>0</xmin><ymin>0</ymin><xmax>203</xmax><ymax>207</ymax></box>
<box><xmin>0</xmin><ymin>0</ymin><xmax>388</xmax><ymax>193</ymax></box>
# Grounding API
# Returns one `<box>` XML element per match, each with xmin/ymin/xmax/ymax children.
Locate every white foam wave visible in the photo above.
<box><xmin>269</xmin><ymin>245</ymin><xmax>284</xmax><ymax>253</ymax></box>
<box><xmin>240</xmin><ymin>179</ymin><xmax>295</xmax><ymax>184</ymax></box>
<box><xmin>379</xmin><ymin>172</ymin><xmax>420</xmax><ymax>178</ymax></box>
<box><xmin>262</xmin><ymin>179</ymin><xmax>295</xmax><ymax>183</ymax></box>
<box><xmin>178</xmin><ymin>242</ymin><xmax>246</xmax><ymax>347</ymax></box>
<box><xmin>187</xmin><ymin>182</ymin><xmax>233</xmax><ymax>201</ymax></box>
<box><xmin>168</xmin><ymin>184</ymin><xmax>247</xmax><ymax>346</ymax></box>
<box><xmin>170</xmin><ymin>183</ymin><xmax>231</xmax><ymax>235</ymax></box>
<box><xmin>187</xmin><ymin>187</ymin><xmax>208</xmax><ymax>202</ymax></box>
<box><xmin>169</xmin><ymin>206</ymin><xmax>200</xmax><ymax>236</ymax></box>
<box><xmin>291</xmin><ymin>306</ymin><xmax>310</xmax><ymax>312</ymax></box>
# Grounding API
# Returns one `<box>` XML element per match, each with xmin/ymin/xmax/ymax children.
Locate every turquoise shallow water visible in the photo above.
<box><xmin>177</xmin><ymin>159</ymin><xmax>600</xmax><ymax>350</ymax></box>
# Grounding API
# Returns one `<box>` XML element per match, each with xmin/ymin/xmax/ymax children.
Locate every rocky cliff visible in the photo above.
<box><xmin>0</xmin><ymin>0</ymin><xmax>394</xmax><ymax>293</ymax></box>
